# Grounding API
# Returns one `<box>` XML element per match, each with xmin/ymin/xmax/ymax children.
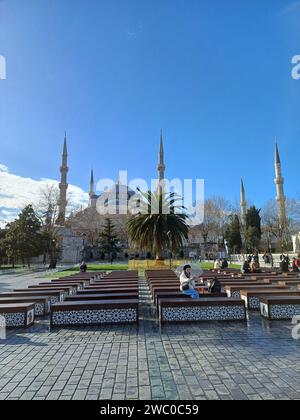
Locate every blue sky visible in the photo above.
<box><xmin>0</xmin><ymin>0</ymin><xmax>300</xmax><ymax>220</ymax></box>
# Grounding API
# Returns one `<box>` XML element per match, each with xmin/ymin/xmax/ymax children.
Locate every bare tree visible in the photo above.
<box><xmin>35</xmin><ymin>184</ymin><xmax>60</xmax><ymax>230</ymax></box>
<box><xmin>34</xmin><ymin>184</ymin><xmax>61</xmax><ymax>268</ymax></box>
<box><xmin>197</xmin><ymin>197</ymin><xmax>231</xmax><ymax>255</ymax></box>
<box><xmin>261</xmin><ymin>198</ymin><xmax>300</xmax><ymax>252</ymax></box>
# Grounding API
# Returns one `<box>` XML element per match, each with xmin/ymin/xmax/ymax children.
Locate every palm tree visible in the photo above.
<box><xmin>127</xmin><ymin>190</ymin><xmax>189</xmax><ymax>261</ymax></box>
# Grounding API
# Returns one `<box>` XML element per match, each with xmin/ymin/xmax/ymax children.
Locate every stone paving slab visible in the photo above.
<box><xmin>0</xmin><ymin>275</ymin><xmax>300</xmax><ymax>400</ymax></box>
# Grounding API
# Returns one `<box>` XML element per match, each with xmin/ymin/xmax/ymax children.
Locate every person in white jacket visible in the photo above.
<box><xmin>180</xmin><ymin>265</ymin><xmax>200</xmax><ymax>299</ymax></box>
<box><xmin>214</xmin><ymin>259</ymin><xmax>221</xmax><ymax>269</ymax></box>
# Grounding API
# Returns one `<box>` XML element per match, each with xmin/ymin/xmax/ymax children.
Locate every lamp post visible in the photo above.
<box><xmin>167</xmin><ymin>231</ymin><xmax>173</xmax><ymax>269</ymax></box>
<box><xmin>224</xmin><ymin>239</ymin><xmax>229</xmax><ymax>259</ymax></box>
<box><xmin>49</xmin><ymin>238</ymin><xmax>57</xmax><ymax>269</ymax></box>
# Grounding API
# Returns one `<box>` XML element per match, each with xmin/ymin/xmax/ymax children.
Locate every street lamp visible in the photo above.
<box><xmin>49</xmin><ymin>238</ymin><xmax>57</xmax><ymax>269</ymax></box>
<box><xmin>167</xmin><ymin>231</ymin><xmax>173</xmax><ymax>269</ymax></box>
<box><xmin>224</xmin><ymin>239</ymin><xmax>229</xmax><ymax>258</ymax></box>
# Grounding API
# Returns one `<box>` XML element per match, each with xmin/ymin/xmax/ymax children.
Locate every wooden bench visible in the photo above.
<box><xmin>77</xmin><ymin>288</ymin><xmax>137</xmax><ymax>295</ymax></box>
<box><xmin>51</xmin><ymin>299</ymin><xmax>139</xmax><ymax>327</ymax></box>
<box><xmin>1</xmin><ymin>290</ymin><xmax>65</xmax><ymax>304</ymax></box>
<box><xmin>0</xmin><ymin>296</ymin><xmax>50</xmax><ymax>316</ymax></box>
<box><xmin>39</xmin><ymin>282</ymin><xmax>83</xmax><ymax>292</ymax></box>
<box><xmin>152</xmin><ymin>286</ymin><xmax>181</xmax><ymax>301</ymax></box>
<box><xmin>102</xmin><ymin>273</ymin><xmax>139</xmax><ymax>277</ymax></box>
<box><xmin>269</xmin><ymin>280</ymin><xmax>300</xmax><ymax>287</ymax></box>
<box><xmin>225</xmin><ymin>284</ymin><xmax>287</xmax><ymax>299</ymax></box>
<box><xmin>260</xmin><ymin>296</ymin><xmax>300</xmax><ymax>320</ymax></box>
<box><xmin>65</xmin><ymin>293</ymin><xmax>138</xmax><ymax>301</ymax></box>
<box><xmin>84</xmin><ymin>285</ymin><xmax>139</xmax><ymax>291</ymax></box>
<box><xmin>93</xmin><ymin>278</ymin><xmax>139</xmax><ymax>282</ymax></box>
<box><xmin>92</xmin><ymin>280</ymin><xmax>139</xmax><ymax>286</ymax></box>
<box><xmin>158</xmin><ymin>298</ymin><xmax>246</xmax><ymax>323</ymax></box>
<box><xmin>154</xmin><ymin>291</ymin><xmax>227</xmax><ymax>312</ymax></box>
<box><xmin>219</xmin><ymin>281</ymin><xmax>270</xmax><ymax>293</ymax></box>
<box><xmin>241</xmin><ymin>289</ymin><xmax>300</xmax><ymax>310</ymax></box>
<box><xmin>51</xmin><ymin>279</ymin><xmax>90</xmax><ymax>287</ymax></box>
<box><xmin>0</xmin><ymin>303</ymin><xmax>35</xmax><ymax>328</ymax></box>
<box><xmin>26</xmin><ymin>285</ymin><xmax>76</xmax><ymax>295</ymax></box>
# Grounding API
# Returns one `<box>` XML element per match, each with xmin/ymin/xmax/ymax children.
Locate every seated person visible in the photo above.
<box><xmin>214</xmin><ymin>259</ymin><xmax>221</xmax><ymax>270</ymax></box>
<box><xmin>241</xmin><ymin>260</ymin><xmax>251</xmax><ymax>274</ymax></box>
<box><xmin>250</xmin><ymin>259</ymin><xmax>261</xmax><ymax>273</ymax></box>
<box><xmin>292</xmin><ymin>257</ymin><xmax>300</xmax><ymax>272</ymax></box>
<box><xmin>180</xmin><ymin>265</ymin><xmax>200</xmax><ymax>299</ymax></box>
<box><xmin>80</xmin><ymin>260</ymin><xmax>87</xmax><ymax>273</ymax></box>
<box><xmin>221</xmin><ymin>258</ymin><xmax>229</xmax><ymax>269</ymax></box>
<box><xmin>209</xmin><ymin>277</ymin><xmax>222</xmax><ymax>294</ymax></box>
<box><xmin>280</xmin><ymin>257</ymin><xmax>289</xmax><ymax>273</ymax></box>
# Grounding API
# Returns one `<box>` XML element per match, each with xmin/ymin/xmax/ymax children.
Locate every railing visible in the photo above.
<box><xmin>128</xmin><ymin>259</ymin><xmax>192</xmax><ymax>270</ymax></box>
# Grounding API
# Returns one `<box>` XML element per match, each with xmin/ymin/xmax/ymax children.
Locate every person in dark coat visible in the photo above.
<box><xmin>80</xmin><ymin>261</ymin><xmax>87</xmax><ymax>273</ymax></box>
<box><xmin>242</xmin><ymin>260</ymin><xmax>251</xmax><ymax>274</ymax></box>
<box><xmin>209</xmin><ymin>277</ymin><xmax>222</xmax><ymax>294</ymax></box>
<box><xmin>280</xmin><ymin>257</ymin><xmax>289</xmax><ymax>273</ymax></box>
<box><xmin>221</xmin><ymin>258</ymin><xmax>229</xmax><ymax>269</ymax></box>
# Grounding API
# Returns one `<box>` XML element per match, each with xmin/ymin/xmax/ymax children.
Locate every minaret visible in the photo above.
<box><xmin>57</xmin><ymin>133</ymin><xmax>69</xmax><ymax>225</ymax></box>
<box><xmin>240</xmin><ymin>178</ymin><xmax>247</xmax><ymax>226</ymax></box>
<box><xmin>89</xmin><ymin>169</ymin><xmax>95</xmax><ymax>196</ymax></box>
<box><xmin>274</xmin><ymin>143</ymin><xmax>287</xmax><ymax>230</ymax></box>
<box><xmin>157</xmin><ymin>130</ymin><xmax>166</xmax><ymax>194</ymax></box>
<box><xmin>89</xmin><ymin>169</ymin><xmax>97</xmax><ymax>208</ymax></box>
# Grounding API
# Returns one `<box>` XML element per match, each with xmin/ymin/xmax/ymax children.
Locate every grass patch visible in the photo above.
<box><xmin>47</xmin><ymin>263</ymin><xmax>129</xmax><ymax>279</ymax></box>
<box><xmin>0</xmin><ymin>265</ymin><xmax>23</xmax><ymax>270</ymax></box>
<box><xmin>46</xmin><ymin>262</ymin><xmax>242</xmax><ymax>279</ymax></box>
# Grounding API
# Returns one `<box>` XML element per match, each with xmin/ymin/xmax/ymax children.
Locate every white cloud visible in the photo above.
<box><xmin>0</xmin><ymin>163</ymin><xmax>89</xmax><ymax>227</ymax></box>
<box><xmin>0</xmin><ymin>164</ymin><xmax>8</xmax><ymax>173</ymax></box>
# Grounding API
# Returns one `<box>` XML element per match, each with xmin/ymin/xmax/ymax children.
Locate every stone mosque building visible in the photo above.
<box><xmin>55</xmin><ymin>132</ymin><xmax>169</xmax><ymax>263</ymax></box>
<box><xmin>54</xmin><ymin>133</ymin><xmax>293</xmax><ymax>263</ymax></box>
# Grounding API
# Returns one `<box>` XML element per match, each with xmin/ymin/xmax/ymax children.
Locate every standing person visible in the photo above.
<box><xmin>180</xmin><ymin>265</ymin><xmax>200</xmax><ymax>299</ymax></box>
<box><xmin>80</xmin><ymin>260</ymin><xmax>87</xmax><ymax>273</ymax></box>
<box><xmin>253</xmin><ymin>253</ymin><xmax>259</xmax><ymax>264</ymax></box>
<box><xmin>263</xmin><ymin>252</ymin><xmax>270</xmax><ymax>265</ymax></box>
<box><xmin>214</xmin><ymin>259</ymin><xmax>221</xmax><ymax>270</ymax></box>
<box><xmin>221</xmin><ymin>258</ymin><xmax>229</xmax><ymax>269</ymax></box>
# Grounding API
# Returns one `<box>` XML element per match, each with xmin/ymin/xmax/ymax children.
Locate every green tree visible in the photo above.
<box><xmin>127</xmin><ymin>191</ymin><xmax>189</xmax><ymax>260</ymax></box>
<box><xmin>245</xmin><ymin>206</ymin><xmax>262</xmax><ymax>253</ymax></box>
<box><xmin>4</xmin><ymin>205</ymin><xmax>46</xmax><ymax>267</ymax></box>
<box><xmin>0</xmin><ymin>228</ymin><xmax>8</xmax><ymax>267</ymax></box>
<box><xmin>225</xmin><ymin>214</ymin><xmax>243</xmax><ymax>254</ymax></box>
<box><xmin>98</xmin><ymin>218</ymin><xmax>121</xmax><ymax>263</ymax></box>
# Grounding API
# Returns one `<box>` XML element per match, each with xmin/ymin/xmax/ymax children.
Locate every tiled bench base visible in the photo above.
<box><xmin>51</xmin><ymin>300</ymin><xmax>139</xmax><ymax>327</ymax></box>
<box><xmin>159</xmin><ymin>298</ymin><xmax>246</xmax><ymax>323</ymax></box>
<box><xmin>0</xmin><ymin>303</ymin><xmax>35</xmax><ymax>328</ymax></box>
<box><xmin>260</xmin><ymin>301</ymin><xmax>300</xmax><ymax>320</ymax></box>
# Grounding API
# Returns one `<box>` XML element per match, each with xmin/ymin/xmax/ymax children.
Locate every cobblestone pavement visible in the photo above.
<box><xmin>0</xmin><ymin>276</ymin><xmax>300</xmax><ymax>400</ymax></box>
<box><xmin>0</xmin><ymin>271</ymin><xmax>54</xmax><ymax>293</ymax></box>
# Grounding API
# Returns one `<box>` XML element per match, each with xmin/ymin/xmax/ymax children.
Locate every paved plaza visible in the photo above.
<box><xmin>0</xmin><ymin>273</ymin><xmax>300</xmax><ymax>400</ymax></box>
